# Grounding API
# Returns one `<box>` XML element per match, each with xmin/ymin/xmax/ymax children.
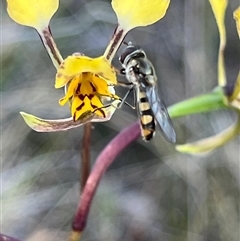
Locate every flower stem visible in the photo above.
<box><xmin>80</xmin><ymin>123</ymin><xmax>92</xmax><ymax>192</ymax></box>
<box><xmin>70</xmin><ymin>121</ymin><xmax>140</xmax><ymax>237</ymax></box>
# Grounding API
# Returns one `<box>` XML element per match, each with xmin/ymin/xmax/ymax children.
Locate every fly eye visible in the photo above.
<box><xmin>119</xmin><ymin>46</ymin><xmax>139</xmax><ymax>64</ymax></box>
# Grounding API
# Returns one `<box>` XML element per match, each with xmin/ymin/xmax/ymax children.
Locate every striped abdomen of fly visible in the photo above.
<box><xmin>124</xmin><ymin>58</ymin><xmax>157</xmax><ymax>141</ymax></box>
<box><xmin>136</xmin><ymin>84</ymin><xmax>156</xmax><ymax>141</ymax></box>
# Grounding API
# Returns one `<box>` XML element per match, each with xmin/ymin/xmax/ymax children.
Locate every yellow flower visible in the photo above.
<box><xmin>6</xmin><ymin>0</ymin><xmax>59</xmax><ymax>31</ymax></box>
<box><xmin>56</xmin><ymin>54</ymin><xmax>119</xmax><ymax>121</ymax></box>
<box><xmin>6</xmin><ymin>0</ymin><xmax>171</xmax><ymax>132</ymax></box>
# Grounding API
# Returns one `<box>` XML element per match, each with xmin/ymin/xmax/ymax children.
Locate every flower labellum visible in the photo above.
<box><xmin>55</xmin><ymin>54</ymin><xmax>120</xmax><ymax>121</ymax></box>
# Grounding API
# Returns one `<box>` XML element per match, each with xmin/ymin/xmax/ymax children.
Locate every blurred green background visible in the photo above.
<box><xmin>1</xmin><ymin>0</ymin><xmax>240</xmax><ymax>240</ymax></box>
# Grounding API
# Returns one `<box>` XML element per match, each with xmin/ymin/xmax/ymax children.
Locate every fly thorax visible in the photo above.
<box><xmin>125</xmin><ymin>59</ymin><xmax>139</xmax><ymax>84</ymax></box>
<box><xmin>145</xmin><ymin>75</ymin><xmax>156</xmax><ymax>86</ymax></box>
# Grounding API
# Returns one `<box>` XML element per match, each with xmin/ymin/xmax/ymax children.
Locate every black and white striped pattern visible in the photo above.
<box><xmin>119</xmin><ymin>43</ymin><xmax>176</xmax><ymax>143</ymax></box>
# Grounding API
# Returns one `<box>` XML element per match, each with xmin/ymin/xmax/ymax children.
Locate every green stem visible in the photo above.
<box><xmin>168</xmin><ymin>88</ymin><xmax>226</xmax><ymax>118</ymax></box>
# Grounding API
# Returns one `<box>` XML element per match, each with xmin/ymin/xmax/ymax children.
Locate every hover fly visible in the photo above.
<box><xmin>119</xmin><ymin>42</ymin><xmax>176</xmax><ymax>143</ymax></box>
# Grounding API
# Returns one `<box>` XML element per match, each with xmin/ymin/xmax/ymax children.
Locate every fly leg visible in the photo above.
<box><xmin>117</xmin><ymin>87</ymin><xmax>135</xmax><ymax>109</ymax></box>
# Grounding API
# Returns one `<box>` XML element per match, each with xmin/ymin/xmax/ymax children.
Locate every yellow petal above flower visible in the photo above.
<box><xmin>112</xmin><ymin>0</ymin><xmax>170</xmax><ymax>31</ymax></box>
<box><xmin>233</xmin><ymin>7</ymin><xmax>240</xmax><ymax>38</ymax></box>
<box><xmin>7</xmin><ymin>0</ymin><xmax>59</xmax><ymax>30</ymax></box>
<box><xmin>209</xmin><ymin>0</ymin><xmax>228</xmax><ymax>37</ymax></box>
<box><xmin>55</xmin><ymin>55</ymin><xmax>117</xmax><ymax>88</ymax></box>
<box><xmin>209</xmin><ymin>0</ymin><xmax>228</xmax><ymax>87</ymax></box>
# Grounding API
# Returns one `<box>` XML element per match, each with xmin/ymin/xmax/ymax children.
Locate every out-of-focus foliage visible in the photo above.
<box><xmin>175</xmin><ymin>1</ymin><xmax>240</xmax><ymax>154</ymax></box>
<box><xmin>2</xmin><ymin>0</ymin><xmax>239</xmax><ymax>241</ymax></box>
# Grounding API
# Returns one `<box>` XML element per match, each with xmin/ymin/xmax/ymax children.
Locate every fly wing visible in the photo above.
<box><xmin>146</xmin><ymin>86</ymin><xmax>176</xmax><ymax>143</ymax></box>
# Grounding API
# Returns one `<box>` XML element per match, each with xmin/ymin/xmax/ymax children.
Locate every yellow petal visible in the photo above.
<box><xmin>71</xmin><ymin>95</ymin><xmax>85</xmax><ymax>121</ymax></box>
<box><xmin>7</xmin><ymin>0</ymin><xmax>59</xmax><ymax>31</ymax></box>
<box><xmin>71</xmin><ymin>79</ymin><xmax>106</xmax><ymax>121</ymax></box>
<box><xmin>55</xmin><ymin>55</ymin><xmax>117</xmax><ymax>88</ymax></box>
<box><xmin>59</xmin><ymin>75</ymin><xmax>80</xmax><ymax>106</ymax></box>
<box><xmin>233</xmin><ymin>7</ymin><xmax>240</xmax><ymax>38</ymax></box>
<box><xmin>176</xmin><ymin>117</ymin><xmax>240</xmax><ymax>154</ymax></box>
<box><xmin>78</xmin><ymin>76</ymin><xmax>96</xmax><ymax>95</ymax></box>
<box><xmin>71</xmin><ymin>95</ymin><xmax>105</xmax><ymax>121</ymax></box>
<box><xmin>112</xmin><ymin>0</ymin><xmax>170</xmax><ymax>31</ymax></box>
<box><xmin>209</xmin><ymin>0</ymin><xmax>228</xmax><ymax>39</ymax></box>
<box><xmin>92</xmin><ymin>75</ymin><xmax>119</xmax><ymax>99</ymax></box>
<box><xmin>59</xmin><ymin>96</ymin><xmax>69</xmax><ymax>106</ymax></box>
<box><xmin>90</xmin><ymin>95</ymin><xmax>107</xmax><ymax>117</ymax></box>
<box><xmin>209</xmin><ymin>0</ymin><xmax>228</xmax><ymax>87</ymax></box>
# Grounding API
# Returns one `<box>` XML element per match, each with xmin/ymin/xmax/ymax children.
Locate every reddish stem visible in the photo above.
<box><xmin>80</xmin><ymin>122</ymin><xmax>92</xmax><ymax>192</ymax></box>
<box><xmin>0</xmin><ymin>233</ymin><xmax>22</xmax><ymax>241</ymax></box>
<box><xmin>72</xmin><ymin>121</ymin><xmax>141</xmax><ymax>231</ymax></box>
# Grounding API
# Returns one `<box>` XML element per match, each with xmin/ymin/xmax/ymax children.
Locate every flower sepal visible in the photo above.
<box><xmin>20</xmin><ymin>100</ymin><xmax>121</xmax><ymax>132</ymax></box>
<box><xmin>176</xmin><ymin>113</ymin><xmax>240</xmax><ymax>154</ymax></box>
